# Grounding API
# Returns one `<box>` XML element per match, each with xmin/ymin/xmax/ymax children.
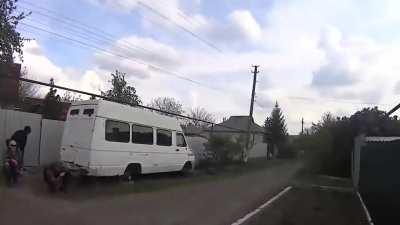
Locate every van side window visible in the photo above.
<box><xmin>105</xmin><ymin>120</ymin><xmax>130</xmax><ymax>143</ymax></box>
<box><xmin>70</xmin><ymin>109</ymin><xmax>79</xmax><ymax>115</ymax></box>
<box><xmin>132</xmin><ymin>124</ymin><xmax>153</xmax><ymax>145</ymax></box>
<box><xmin>176</xmin><ymin>133</ymin><xmax>187</xmax><ymax>147</ymax></box>
<box><xmin>156</xmin><ymin>129</ymin><xmax>172</xmax><ymax>146</ymax></box>
<box><xmin>83</xmin><ymin>108</ymin><xmax>94</xmax><ymax>116</ymax></box>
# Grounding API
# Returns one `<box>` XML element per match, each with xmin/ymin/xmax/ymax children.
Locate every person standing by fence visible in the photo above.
<box><xmin>11</xmin><ymin>126</ymin><xmax>31</xmax><ymax>167</ymax></box>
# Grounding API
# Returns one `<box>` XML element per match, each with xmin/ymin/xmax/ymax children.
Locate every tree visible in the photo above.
<box><xmin>349</xmin><ymin>107</ymin><xmax>400</xmax><ymax>136</ymax></box>
<box><xmin>101</xmin><ymin>70</ymin><xmax>141</xmax><ymax>106</ymax></box>
<box><xmin>187</xmin><ymin>107</ymin><xmax>215</xmax><ymax>127</ymax></box>
<box><xmin>18</xmin><ymin>68</ymin><xmax>38</xmax><ymax>99</ymax></box>
<box><xmin>148</xmin><ymin>97</ymin><xmax>184</xmax><ymax>116</ymax></box>
<box><xmin>295</xmin><ymin>107</ymin><xmax>400</xmax><ymax>177</ymax></box>
<box><xmin>0</xmin><ymin>0</ymin><xmax>30</xmax><ymax>64</ymax></box>
<box><xmin>61</xmin><ymin>91</ymin><xmax>82</xmax><ymax>103</ymax></box>
<box><xmin>42</xmin><ymin>78</ymin><xmax>63</xmax><ymax>119</ymax></box>
<box><xmin>264</xmin><ymin>101</ymin><xmax>288</xmax><ymax>146</ymax></box>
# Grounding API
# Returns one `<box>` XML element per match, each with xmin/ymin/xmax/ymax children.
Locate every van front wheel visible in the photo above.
<box><xmin>181</xmin><ymin>162</ymin><xmax>193</xmax><ymax>177</ymax></box>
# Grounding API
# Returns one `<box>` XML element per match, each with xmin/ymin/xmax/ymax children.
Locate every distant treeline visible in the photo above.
<box><xmin>295</xmin><ymin>107</ymin><xmax>400</xmax><ymax>177</ymax></box>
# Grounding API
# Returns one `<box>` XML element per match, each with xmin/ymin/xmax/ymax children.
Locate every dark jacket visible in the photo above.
<box><xmin>11</xmin><ymin>130</ymin><xmax>29</xmax><ymax>150</ymax></box>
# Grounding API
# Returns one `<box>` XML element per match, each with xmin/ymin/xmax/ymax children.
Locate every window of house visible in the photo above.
<box><xmin>132</xmin><ymin>124</ymin><xmax>153</xmax><ymax>145</ymax></box>
<box><xmin>105</xmin><ymin>120</ymin><xmax>130</xmax><ymax>143</ymax></box>
<box><xmin>176</xmin><ymin>133</ymin><xmax>187</xmax><ymax>147</ymax></box>
<box><xmin>156</xmin><ymin>129</ymin><xmax>172</xmax><ymax>146</ymax></box>
<box><xmin>70</xmin><ymin>109</ymin><xmax>79</xmax><ymax>115</ymax></box>
<box><xmin>83</xmin><ymin>108</ymin><xmax>94</xmax><ymax>116</ymax></box>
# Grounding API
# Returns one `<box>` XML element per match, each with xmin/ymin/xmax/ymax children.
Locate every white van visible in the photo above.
<box><xmin>60</xmin><ymin>99</ymin><xmax>194</xmax><ymax>178</ymax></box>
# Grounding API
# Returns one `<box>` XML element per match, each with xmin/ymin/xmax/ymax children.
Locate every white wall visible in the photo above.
<box><xmin>39</xmin><ymin>119</ymin><xmax>64</xmax><ymax>165</ymax></box>
<box><xmin>248</xmin><ymin>142</ymin><xmax>268</xmax><ymax>159</ymax></box>
<box><xmin>0</xmin><ymin>109</ymin><xmax>6</xmax><ymax>164</ymax></box>
<box><xmin>186</xmin><ymin>136</ymin><xmax>208</xmax><ymax>164</ymax></box>
<box><xmin>186</xmin><ymin>133</ymin><xmax>268</xmax><ymax>162</ymax></box>
<box><xmin>0</xmin><ymin>109</ymin><xmax>65</xmax><ymax>167</ymax></box>
<box><xmin>0</xmin><ymin>109</ymin><xmax>41</xmax><ymax>166</ymax></box>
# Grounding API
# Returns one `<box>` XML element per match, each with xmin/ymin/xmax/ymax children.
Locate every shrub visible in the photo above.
<box><xmin>203</xmin><ymin>136</ymin><xmax>243</xmax><ymax>164</ymax></box>
<box><xmin>277</xmin><ymin>142</ymin><xmax>297</xmax><ymax>158</ymax></box>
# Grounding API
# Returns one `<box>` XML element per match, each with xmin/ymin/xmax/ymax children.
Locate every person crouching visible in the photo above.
<box><xmin>43</xmin><ymin>162</ymin><xmax>71</xmax><ymax>193</ymax></box>
<box><xmin>3</xmin><ymin>140</ymin><xmax>21</xmax><ymax>186</ymax></box>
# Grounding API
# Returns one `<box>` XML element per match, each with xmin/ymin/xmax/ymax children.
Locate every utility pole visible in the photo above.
<box><xmin>301</xmin><ymin>118</ymin><xmax>304</xmax><ymax>135</ymax></box>
<box><xmin>249</xmin><ymin>65</ymin><xmax>259</xmax><ymax>118</ymax></box>
<box><xmin>245</xmin><ymin>65</ymin><xmax>259</xmax><ymax>162</ymax></box>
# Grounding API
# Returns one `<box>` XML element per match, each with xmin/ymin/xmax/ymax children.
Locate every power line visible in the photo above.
<box><xmin>18</xmin><ymin>2</ymin><xmax>228</xmax><ymax>91</ymax></box>
<box><xmin>137</xmin><ymin>1</ymin><xmax>222</xmax><ymax>53</ymax></box>
<box><xmin>287</xmin><ymin>96</ymin><xmax>390</xmax><ymax>106</ymax></box>
<box><xmin>388</xmin><ymin>103</ymin><xmax>400</xmax><ymax>116</ymax></box>
<box><xmin>155</xmin><ymin>1</ymin><xmax>203</xmax><ymax>28</ymax></box>
<box><xmin>19</xmin><ymin>22</ymin><xmax>219</xmax><ymax>90</ymax></box>
<box><xmin>0</xmin><ymin>75</ymin><xmax>266</xmax><ymax>135</ymax></box>
<box><xmin>18</xmin><ymin>1</ymin><xmax>155</xmax><ymax>56</ymax></box>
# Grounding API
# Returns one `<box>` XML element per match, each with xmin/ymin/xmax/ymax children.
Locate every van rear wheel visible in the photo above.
<box><xmin>122</xmin><ymin>164</ymin><xmax>141</xmax><ymax>182</ymax></box>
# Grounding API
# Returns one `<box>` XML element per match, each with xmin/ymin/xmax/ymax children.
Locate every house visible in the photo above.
<box><xmin>202</xmin><ymin>116</ymin><xmax>273</xmax><ymax>161</ymax></box>
<box><xmin>0</xmin><ymin>64</ymin><xmax>70</xmax><ymax>121</ymax></box>
<box><xmin>18</xmin><ymin>97</ymin><xmax>71</xmax><ymax>121</ymax></box>
<box><xmin>0</xmin><ymin>63</ymin><xmax>21</xmax><ymax>108</ymax></box>
<box><xmin>181</xmin><ymin>124</ymin><xmax>210</xmax><ymax>165</ymax></box>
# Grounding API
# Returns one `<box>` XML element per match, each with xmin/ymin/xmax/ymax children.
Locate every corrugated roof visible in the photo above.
<box><xmin>204</xmin><ymin>116</ymin><xmax>264</xmax><ymax>133</ymax></box>
<box><xmin>365</xmin><ymin>136</ymin><xmax>400</xmax><ymax>142</ymax></box>
<box><xmin>182</xmin><ymin>125</ymin><xmax>203</xmax><ymax>135</ymax></box>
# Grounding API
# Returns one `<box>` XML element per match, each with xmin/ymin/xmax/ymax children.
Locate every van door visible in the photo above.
<box><xmin>175</xmin><ymin>132</ymin><xmax>190</xmax><ymax>170</ymax></box>
<box><xmin>155</xmin><ymin>129</ymin><xmax>174</xmax><ymax>172</ymax></box>
<box><xmin>61</xmin><ymin>106</ymin><xmax>96</xmax><ymax>166</ymax></box>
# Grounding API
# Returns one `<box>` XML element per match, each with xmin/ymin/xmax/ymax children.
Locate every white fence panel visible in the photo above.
<box><xmin>186</xmin><ymin>136</ymin><xmax>208</xmax><ymax>165</ymax></box>
<box><xmin>39</xmin><ymin>119</ymin><xmax>64</xmax><ymax>165</ymax></box>
<box><xmin>1</xmin><ymin>109</ymin><xmax>42</xmax><ymax>166</ymax></box>
<box><xmin>249</xmin><ymin>143</ymin><xmax>268</xmax><ymax>159</ymax></box>
<box><xmin>0</xmin><ymin>109</ymin><xmax>7</xmax><ymax>164</ymax></box>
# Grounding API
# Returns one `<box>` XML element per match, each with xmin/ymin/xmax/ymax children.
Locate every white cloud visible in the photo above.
<box><xmin>21</xmin><ymin>0</ymin><xmax>400</xmax><ymax>134</ymax></box>
<box><xmin>20</xmin><ymin>41</ymin><xmax>106</xmax><ymax>97</ymax></box>
<box><xmin>86</xmin><ymin>0</ymin><xmax>139</xmax><ymax>12</ymax></box>
<box><xmin>228</xmin><ymin>10</ymin><xmax>262</xmax><ymax>43</ymax></box>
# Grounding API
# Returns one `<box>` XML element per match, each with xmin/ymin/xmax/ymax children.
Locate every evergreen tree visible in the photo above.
<box><xmin>101</xmin><ymin>70</ymin><xmax>141</xmax><ymax>106</ymax></box>
<box><xmin>264</xmin><ymin>101</ymin><xmax>288</xmax><ymax>145</ymax></box>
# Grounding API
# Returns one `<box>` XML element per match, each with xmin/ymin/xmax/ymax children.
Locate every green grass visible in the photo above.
<box><xmin>65</xmin><ymin>159</ymin><xmax>289</xmax><ymax>200</ymax></box>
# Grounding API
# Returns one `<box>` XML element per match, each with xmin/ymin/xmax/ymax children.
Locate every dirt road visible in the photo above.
<box><xmin>0</xmin><ymin>160</ymin><xmax>303</xmax><ymax>225</ymax></box>
<box><xmin>242</xmin><ymin>187</ymin><xmax>368</xmax><ymax>225</ymax></box>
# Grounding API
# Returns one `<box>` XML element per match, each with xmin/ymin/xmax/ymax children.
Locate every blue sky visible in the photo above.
<box><xmin>16</xmin><ymin>0</ymin><xmax>400</xmax><ymax>133</ymax></box>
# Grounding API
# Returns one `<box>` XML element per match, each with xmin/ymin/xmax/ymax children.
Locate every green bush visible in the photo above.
<box><xmin>203</xmin><ymin>136</ymin><xmax>243</xmax><ymax>164</ymax></box>
<box><xmin>277</xmin><ymin>142</ymin><xmax>297</xmax><ymax>158</ymax></box>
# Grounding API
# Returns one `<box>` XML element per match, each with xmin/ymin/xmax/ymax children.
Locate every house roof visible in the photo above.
<box><xmin>182</xmin><ymin>125</ymin><xmax>203</xmax><ymax>135</ymax></box>
<box><xmin>204</xmin><ymin>116</ymin><xmax>264</xmax><ymax>133</ymax></box>
<box><xmin>19</xmin><ymin>97</ymin><xmax>71</xmax><ymax>121</ymax></box>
